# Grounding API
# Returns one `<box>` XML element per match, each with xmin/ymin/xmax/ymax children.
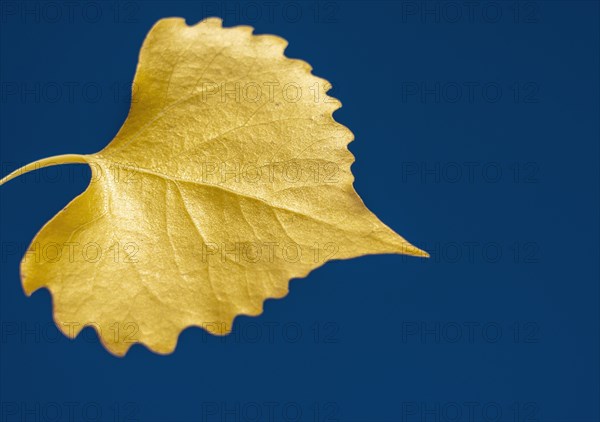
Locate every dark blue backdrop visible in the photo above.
<box><xmin>1</xmin><ymin>1</ymin><xmax>598</xmax><ymax>421</ymax></box>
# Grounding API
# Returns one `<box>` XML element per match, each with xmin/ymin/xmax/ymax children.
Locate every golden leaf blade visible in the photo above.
<box><xmin>1</xmin><ymin>17</ymin><xmax>427</xmax><ymax>356</ymax></box>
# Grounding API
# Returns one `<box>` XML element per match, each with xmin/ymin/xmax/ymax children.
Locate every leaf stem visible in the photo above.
<box><xmin>0</xmin><ymin>154</ymin><xmax>89</xmax><ymax>186</ymax></box>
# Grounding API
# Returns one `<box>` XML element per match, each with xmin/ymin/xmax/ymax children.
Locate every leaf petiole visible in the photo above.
<box><xmin>0</xmin><ymin>154</ymin><xmax>89</xmax><ymax>186</ymax></box>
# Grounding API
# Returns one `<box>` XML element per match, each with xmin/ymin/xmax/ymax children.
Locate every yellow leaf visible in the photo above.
<box><xmin>0</xmin><ymin>17</ymin><xmax>427</xmax><ymax>356</ymax></box>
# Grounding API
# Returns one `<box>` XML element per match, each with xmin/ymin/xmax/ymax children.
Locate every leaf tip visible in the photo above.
<box><xmin>398</xmin><ymin>242</ymin><xmax>430</xmax><ymax>258</ymax></box>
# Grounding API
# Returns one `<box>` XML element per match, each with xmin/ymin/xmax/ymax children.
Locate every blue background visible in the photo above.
<box><xmin>1</xmin><ymin>1</ymin><xmax>598</xmax><ymax>421</ymax></box>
